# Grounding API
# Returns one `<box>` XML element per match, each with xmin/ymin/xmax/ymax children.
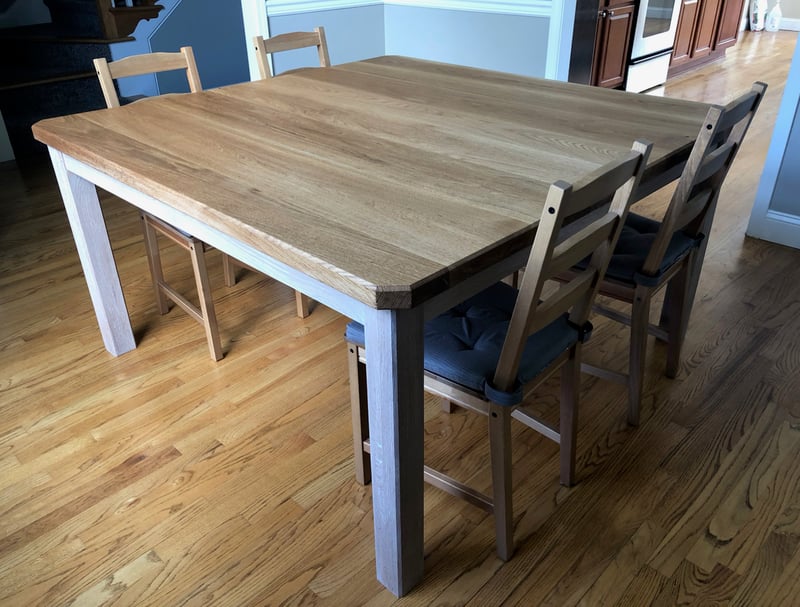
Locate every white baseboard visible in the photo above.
<box><xmin>780</xmin><ymin>17</ymin><xmax>800</xmax><ymax>31</ymax></box>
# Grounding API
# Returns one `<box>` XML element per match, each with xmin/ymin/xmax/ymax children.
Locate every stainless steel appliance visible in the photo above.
<box><xmin>626</xmin><ymin>0</ymin><xmax>683</xmax><ymax>92</ymax></box>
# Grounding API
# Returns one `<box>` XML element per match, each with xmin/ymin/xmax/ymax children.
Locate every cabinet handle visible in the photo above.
<box><xmin>608</xmin><ymin>9</ymin><xmax>615</xmax><ymax>15</ymax></box>
<box><xmin>599</xmin><ymin>9</ymin><xmax>608</xmax><ymax>17</ymax></box>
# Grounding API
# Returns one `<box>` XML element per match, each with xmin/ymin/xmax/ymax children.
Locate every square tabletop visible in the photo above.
<box><xmin>33</xmin><ymin>56</ymin><xmax>710</xmax><ymax>311</ymax></box>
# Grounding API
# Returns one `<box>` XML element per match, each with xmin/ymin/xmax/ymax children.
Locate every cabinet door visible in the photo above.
<box><xmin>715</xmin><ymin>0</ymin><xmax>745</xmax><ymax>49</ymax></box>
<box><xmin>672</xmin><ymin>0</ymin><xmax>700</xmax><ymax>66</ymax></box>
<box><xmin>692</xmin><ymin>0</ymin><xmax>723</xmax><ymax>57</ymax></box>
<box><xmin>592</xmin><ymin>3</ymin><xmax>635</xmax><ymax>88</ymax></box>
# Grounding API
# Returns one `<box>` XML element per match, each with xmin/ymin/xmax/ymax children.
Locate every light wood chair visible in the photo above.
<box><xmin>93</xmin><ymin>47</ymin><xmax>233</xmax><ymax>360</ymax></box>
<box><xmin>253</xmin><ymin>27</ymin><xmax>330</xmax><ymax>80</ymax></box>
<box><xmin>245</xmin><ymin>26</ymin><xmax>331</xmax><ymax>317</ymax></box>
<box><xmin>572</xmin><ymin>82</ymin><xmax>767</xmax><ymax>426</ymax></box>
<box><xmin>346</xmin><ymin>140</ymin><xmax>652</xmax><ymax>560</ymax></box>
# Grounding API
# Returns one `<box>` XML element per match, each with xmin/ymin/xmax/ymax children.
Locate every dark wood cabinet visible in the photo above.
<box><xmin>591</xmin><ymin>0</ymin><xmax>635</xmax><ymax>88</ymax></box>
<box><xmin>693</xmin><ymin>0</ymin><xmax>724</xmax><ymax>56</ymax></box>
<box><xmin>716</xmin><ymin>0</ymin><xmax>745</xmax><ymax>48</ymax></box>
<box><xmin>670</xmin><ymin>0</ymin><xmax>745</xmax><ymax>74</ymax></box>
<box><xmin>673</xmin><ymin>0</ymin><xmax>701</xmax><ymax>66</ymax></box>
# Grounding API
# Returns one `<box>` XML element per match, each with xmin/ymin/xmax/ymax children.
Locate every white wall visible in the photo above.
<box><xmin>384</xmin><ymin>5</ymin><xmax>550</xmax><ymax>78</ymax></box>
<box><xmin>253</xmin><ymin>0</ymin><xmax>570</xmax><ymax>81</ymax></box>
<box><xmin>781</xmin><ymin>0</ymin><xmax>800</xmax><ymax>20</ymax></box>
<box><xmin>265</xmin><ymin>5</ymin><xmax>385</xmax><ymax>76</ymax></box>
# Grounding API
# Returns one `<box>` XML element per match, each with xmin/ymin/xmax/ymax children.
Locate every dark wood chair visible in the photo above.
<box><xmin>575</xmin><ymin>82</ymin><xmax>767</xmax><ymax>425</ymax></box>
<box><xmin>346</xmin><ymin>140</ymin><xmax>652</xmax><ymax>560</ymax></box>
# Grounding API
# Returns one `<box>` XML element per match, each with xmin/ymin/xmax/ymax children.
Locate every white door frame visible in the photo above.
<box><xmin>747</xmin><ymin>33</ymin><xmax>800</xmax><ymax>250</ymax></box>
<box><xmin>240</xmin><ymin>0</ymin><xmax>271</xmax><ymax>81</ymax></box>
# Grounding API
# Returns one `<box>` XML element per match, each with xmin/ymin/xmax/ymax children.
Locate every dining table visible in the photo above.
<box><xmin>32</xmin><ymin>55</ymin><xmax>711</xmax><ymax>597</ymax></box>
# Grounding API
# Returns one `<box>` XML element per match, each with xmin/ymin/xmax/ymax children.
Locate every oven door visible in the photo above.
<box><xmin>630</xmin><ymin>0</ymin><xmax>683</xmax><ymax>59</ymax></box>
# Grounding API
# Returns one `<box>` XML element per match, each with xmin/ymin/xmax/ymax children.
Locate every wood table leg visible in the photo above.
<box><xmin>49</xmin><ymin>149</ymin><xmax>136</xmax><ymax>356</ymax></box>
<box><xmin>364</xmin><ymin>307</ymin><xmax>424</xmax><ymax>597</ymax></box>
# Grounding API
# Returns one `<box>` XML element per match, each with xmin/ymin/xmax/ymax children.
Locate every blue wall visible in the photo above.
<box><xmin>110</xmin><ymin>0</ymin><xmax>250</xmax><ymax>97</ymax></box>
<box><xmin>151</xmin><ymin>0</ymin><xmax>250</xmax><ymax>92</ymax></box>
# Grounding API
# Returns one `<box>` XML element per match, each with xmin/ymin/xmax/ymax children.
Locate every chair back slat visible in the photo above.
<box><xmin>715</xmin><ymin>89</ymin><xmax>762</xmax><ymax>136</ymax></box>
<box><xmin>676</xmin><ymin>188</ymin><xmax>713</xmax><ymax>230</ymax></box>
<box><xmin>673</xmin><ymin>140</ymin><xmax>736</xmax><ymax>228</ymax></box>
<box><xmin>641</xmin><ymin>82</ymin><xmax>767</xmax><ymax>276</ymax></box>
<box><xmin>492</xmin><ymin>139</ymin><xmax>652</xmax><ymax>392</ymax></box>
<box><xmin>546</xmin><ymin>213</ymin><xmax>618</xmax><ymax>277</ymax></box>
<box><xmin>254</xmin><ymin>27</ymin><xmax>330</xmax><ymax>79</ymax></box>
<box><xmin>693</xmin><ymin>140</ymin><xmax>736</xmax><ymax>185</ymax></box>
<box><xmin>528</xmin><ymin>272</ymin><xmax>594</xmax><ymax>336</ymax></box>
<box><xmin>561</xmin><ymin>151</ymin><xmax>649</xmax><ymax>218</ymax></box>
<box><xmin>93</xmin><ymin>46</ymin><xmax>202</xmax><ymax>109</ymax></box>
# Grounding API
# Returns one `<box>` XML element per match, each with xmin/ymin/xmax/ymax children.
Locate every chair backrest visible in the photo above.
<box><xmin>253</xmin><ymin>27</ymin><xmax>330</xmax><ymax>79</ymax></box>
<box><xmin>493</xmin><ymin>140</ymin><xmax>653</xmax><ymax>392</ymax></box>
<box><xmin>93</xmin><ymin>46</ymin><xmax>203</xmax><ymax>109</ymax></box>
<box><xmin>640</xmin><ymin>81</ymin><xmax>767</xmax><ymax>276</ymax></box>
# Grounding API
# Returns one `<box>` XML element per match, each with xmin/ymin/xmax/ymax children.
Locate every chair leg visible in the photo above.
<box><xmin>140</xmin><ymin>214</ymin><xmax>169</xmax><ymax>314</ymax></box>
<box><xmin>628</xmin><ymin>287</ymin><xmax>651</xmax><ymax>427</ymax></box>
<box><xmin>662</xmin><ymin>260</ymin><xmax>692</xmax><ymax>379</ymax></box>
<box><xmin>348</xmin><ymin>343</ymin><xmax>371</xmax><ymax>485</ymax></box>
<box><xmin>488</xmin><ymin>403</ymin><xmax>514</xmax><ymax>561</ymax></box>
<box><xmin>188</xmin><ymin>238</ymin><xmax>224</xmax><ymax>361</ymax></box>
<box><xmin>559</xmin><ymin>344</ymin><xmax>580</xmax><ymax>487</ymax></box>
<box><xmin>295</xmin><ymin>291</ymin><xmax>312</xmax><ymax>319</ymax></box>
<box><xmin>222</xmin><ymin>253</ymin><xmax>237</xmax><ymax>288</ymax></box>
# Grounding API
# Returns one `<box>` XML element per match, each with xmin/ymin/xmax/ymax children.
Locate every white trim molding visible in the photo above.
<box><xmin>780</xmin><ymin>17</ymin><xmax>800</xmax><ymax>31</ymax></box>
<box><xmin>242</xmin><ymin>0</ymin><xmax>272</xmax><ymax>80</ymax></box>
<box><xmin>267</xmin><ymin>0</ymin><xmax>550</xmax><ymax>16</ymax></box>
<box><xmin>747</xmin><ymin>35</ymin><xmax>800</xmax><ymax>250</ymax></box>
<box><xmin>546</xmin><ymin>0</ymin><xmax>575</xmax><ymax>80</ymax></box>
<box><xmin>746</xmin><ymin>209</ymin><xmax>800</xmax><ymax>249</ymax></box>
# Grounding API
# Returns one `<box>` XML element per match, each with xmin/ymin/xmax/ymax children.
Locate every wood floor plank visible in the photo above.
<box><xmin>684</xmin><ymin>414</ymin><xmax>800</xmax><ymax>575</ymax></box>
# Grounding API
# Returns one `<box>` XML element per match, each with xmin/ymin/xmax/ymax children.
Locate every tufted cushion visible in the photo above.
<box><xmin>345</xmin><ymin>282</ymin><xmax>580</xmax><ymax>406</ymax></box>
<box><xmin>601</xmin><ymin>212</ymin><xmax>702</xmax><ymax>286</ymax></box>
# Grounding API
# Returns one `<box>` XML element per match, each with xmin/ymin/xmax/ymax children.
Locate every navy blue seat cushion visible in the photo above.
<box><xmin>601</xmin><ymin>212</ymin><xmax>701</xmax><ymax>286</ymax></box>
<box><xmin>120</xmin><ymin>94</ymin><xmax>149</xmax><ymax>105</ymax></box>
<box><xmin>345</xmin><ymin>282</ymin><xmax>580</xmax><ymax>407</ymax></box>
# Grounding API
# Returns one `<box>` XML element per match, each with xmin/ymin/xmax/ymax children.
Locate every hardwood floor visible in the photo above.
<box><xmin>1</xmin><ymin>31</ymin><xmax>798</xmax><ymax>606</ymax></box>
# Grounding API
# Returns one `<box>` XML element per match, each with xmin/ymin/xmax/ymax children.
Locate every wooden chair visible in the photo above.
<box><xmin>245</xmin><ymin>27</ymin><xmax>331</xmax><ymax>317</ymax></box>
<box><xmin>253</xmin><ymin>27</ymin><xmax>330</xmax><ymax>80</ymax></box>
<box><xmin>573</xmin><ymin>82</ymin><xmax>767</xmax><ymax>426</ymax></box>
<box><xmin>346</xmin><ymin>140</ymin><xmax>652</xmax><ymax>560</ymax></box>
<box><xmin>93</xmin><ymin>47</ymin><xmax>233</xmax><ymax>360</ymax></box>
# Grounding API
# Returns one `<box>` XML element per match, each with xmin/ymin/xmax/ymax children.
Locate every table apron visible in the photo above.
<box><xmin>63</xmin><ymin>153</ymin><xmax>369</xmax><ymax>326</ymax></box>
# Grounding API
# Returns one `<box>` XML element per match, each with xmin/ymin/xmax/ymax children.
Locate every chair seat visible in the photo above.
<box><xmin>602</xmin><ymin>212</ymin><xmax>701</xmax><ymax>286</ymax></box>
<box><xmin>345</xmin><ymin>282</ymin><xmax>580</xmax><ymax>406</ymax></box>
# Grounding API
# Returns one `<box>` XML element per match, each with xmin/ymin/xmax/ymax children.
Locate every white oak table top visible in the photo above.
<box><xmin>33</xmin><ymin>56</ymin><xmax>710</xmax><ymax>310</ymax></box>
